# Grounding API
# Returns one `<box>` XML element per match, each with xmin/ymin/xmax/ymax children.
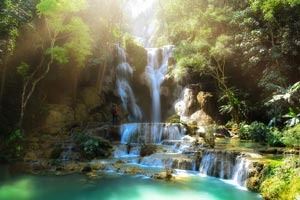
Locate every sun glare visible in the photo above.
<box><xmin>126</xmin><ymin>0</ymin><xmax>156</xmax><ymax>18</ymax></box>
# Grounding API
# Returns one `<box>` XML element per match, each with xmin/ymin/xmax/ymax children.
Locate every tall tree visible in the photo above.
<box><xmin>18</xmin><ymin>0</ymin><xmax>92</xmax><ymax>128</ymax></box>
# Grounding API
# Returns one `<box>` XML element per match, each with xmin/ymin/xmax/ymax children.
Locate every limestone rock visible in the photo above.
<box><xmin>44</xmin><ymin>104</ymin><xmax>74</xmax><ymax>134</ymax></box>
<box><xmin>175</xmin><ymin>88</ymin><xmax>215</xmax><ymax>127</ymax></box>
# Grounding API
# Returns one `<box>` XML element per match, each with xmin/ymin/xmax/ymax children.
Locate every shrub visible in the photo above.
<box><xmin>260</xmin><ymin>157</ymin><xmax>300</xmax><ymax>200</ymax></box>
<box><xmin>0</xmin><ymin>129</ymin><xmax>24</xmax><ymax>161</ymax></box>
<box><xmin>239</xmin><ymin>122</ymin><xmax>252</xmax><ymax>140</ymax></box>
<box><xmin>74</xmin><ymin>133</ymin><xmax>112</xmax><ymax>160</ymax></box>
<box><xmin>239</xmin><ymin>122</ymin><xmax>286</xmax><ymax>146</ymax></box>
<box><xmin>267</xmin><ymin>128</ymin><xmax>285</xmax><ymax>147</ymax></box>
<box><xmin>239</xmin><ymin>121</ymin><xmax>269</xmax><ymax>142</ymax></box>
<box><xmin>282</xmin><ymin>124</ymin><xmax>300</xmax><ymax>149</ymax></box>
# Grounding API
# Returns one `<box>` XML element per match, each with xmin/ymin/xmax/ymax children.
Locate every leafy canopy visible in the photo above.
<box><xmin>36</xmin><ymin>0</ymin><xmax>92</xmax><ymax>66</ymax></box>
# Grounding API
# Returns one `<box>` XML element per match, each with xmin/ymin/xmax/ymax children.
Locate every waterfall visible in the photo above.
<box><xmin>116</xmin><ymin>45</ymin><xmax>142</xmax><ymax>121</ymax></box>
<box><xmin>119</xmin><ymin>123</ymin><xmax>185</xmax><ymax>144</ymax></box>
<box><xmin>59</xmin><ymin>142</ymin><xmax>77</xmax><ymax>163</ymax></box>
<box><xmin>232</xmin><ymin>156</ymin><xmax>251</xmax><ymax>186</ymax></box>
<box><xmin>198</xmin><ymin>151</ymin><xmax>251</xmax><ymax>186</ymax></box>
<box><xmin>145</xmin><ymin>46</ymin><xmax>174</xmax><ymax>123</ymax></box>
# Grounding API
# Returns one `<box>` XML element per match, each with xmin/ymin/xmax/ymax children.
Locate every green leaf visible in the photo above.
<box><xmin>46</xmin><ymin>46</ymin><xmax>69</xmax><ymax>64</ymax></box>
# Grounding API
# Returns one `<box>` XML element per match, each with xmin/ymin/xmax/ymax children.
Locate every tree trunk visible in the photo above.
<box><xmin>19</xmin><ymin>43</ymin><xmax>54</xmax><ymax>129</ymax></box>
<box><xmin>0</xmin><ymin>56</ymin><xmax>9</xmax><ymax>111</ymax></box>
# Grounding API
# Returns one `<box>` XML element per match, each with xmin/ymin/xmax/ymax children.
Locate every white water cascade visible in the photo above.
<box><xmin>145</xmin><ymin>46</ymin><xmax>174</xmax><ymax>123</ymax></box>
<box><xmin>116</xmin><ymin>45</ymin><xmax>142</xmax><ymax>121</ymax></box>
<box><xmin>199</xmin><ymin>151</ymin><xmax>251</xmax><ymax>186</ymax></box>
<box><xmin>232</xmin><ymin>156</ymin><xmax>251</xmax><ymax>186</ymax></box>
<box><xmin>119</xmin><ymin>123</ymin><xmax>185</xmax><ymax>144</ymax></box>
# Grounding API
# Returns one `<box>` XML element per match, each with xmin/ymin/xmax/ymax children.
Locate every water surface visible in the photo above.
<box><xmin>0</xmin><ymin>168</ymin><xmax>261</xmax><ymax>200</ymax></box>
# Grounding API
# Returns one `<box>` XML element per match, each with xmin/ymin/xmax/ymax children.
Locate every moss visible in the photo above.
<box><xmin>260</xmin><ymin>156</ymin><xmax>300</xmax><ymax>200</ymax></box>
<box><xmin>123</xmin><ymin>35</ymin><xmax>147</xmax><ymax>75</ymax></box>
<box><xmin>74</xmin><ymin>133</ymin><xmax>112</xmax><ymax>160</ymax></box>
<box><xmin>165</xmin><ymin>115</ymin><xmax>181</xmax><ymax>124</ymax></box>
<box><xmin>281</xmin><ymin>176</ymin><xmax>300</xmax><ymax>200</ymax></box>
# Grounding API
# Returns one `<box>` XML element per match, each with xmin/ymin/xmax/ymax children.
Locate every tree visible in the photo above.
<box><xmin>18</xmin><ymin>0</ymin><xmax>92</xmax><ymax>128</ymax></box>
<box><xmin>0</xmin><ymin>0</ymin><xmax>36</xmax><ymax>111</ymax></box>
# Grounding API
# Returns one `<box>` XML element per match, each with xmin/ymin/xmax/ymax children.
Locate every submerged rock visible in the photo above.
<box><xmin>152</xmin><ymin>168</ymin><xmax>174</xmax><ymax>181</ymax></box>
<box><xmin>140</xmin><ymin>144</ymin><xmax>158</xmax><ymax>157</ymax></box>
<box><xmin>81</xmin><ymin>165</ymin><xmax>92</xmax><ymax>173</ymax></box>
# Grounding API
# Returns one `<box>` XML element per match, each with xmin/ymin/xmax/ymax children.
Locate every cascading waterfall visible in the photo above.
<box><xmin>198</xmin><ymin>151</ymin><xmax>251</xmax><ymax>186</ymax></box>
<box><xmin>145</xmin><ymin>45</ymin><xmax>174</xmax><ymax>123</ymax></box>
<box><xmin>232</xmin><ymin>156</ymin><xmax>251</xmax><ymax>186</ymax></box>
<box><xmin>116</xmin><ymin>45</ymin><xmax>142</xmax><ymax>121</ymax></box>
<box><xmin>119</xmin><ymin>123</ymin><xmax>185</xmax><ymax>144</ymax></box>
<box><xmin>113</xmin><ymin>2</ymin><xmax>253</xmax><ymax>189</ymax></box>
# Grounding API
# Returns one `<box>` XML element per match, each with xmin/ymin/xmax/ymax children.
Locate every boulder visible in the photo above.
<box><xmin>140</xmin><ymin>144</ymin><xmax>158</xmax><ymax>157</ymax></box>
<box><xmin>81</xmin><ymin>165</ymin><xmax>92</xmax><ymax>173</ymax></box>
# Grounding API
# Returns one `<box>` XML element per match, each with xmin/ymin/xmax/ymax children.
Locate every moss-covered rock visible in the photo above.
<box><xmin>140</xmin><ymin>144</ymin><xmax>158</xmax><ymax>157</ymax></box>
<box><xmin>123</xmin><ymin>35</ymin><xmax>147</xmax><ymax>75</ymax></box>
<box><xmin>74</xmin><ymin>133</ymin><xmax>112</xmax><ymax>160</ymax></box>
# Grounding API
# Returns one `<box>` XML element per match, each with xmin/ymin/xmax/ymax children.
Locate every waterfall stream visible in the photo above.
<box><xmin>199</xmin><ymin>151</ymin><xmax>251</xmax><ymax>186</ymax></box>
<box><xmin>116</xmin><ymin>45</ymin><xmax>142</xmax><ymax>121</ymax></box>
<box><xmin>145</xmin><ymin>46</ymin><xmax>174</xmax><ymax>123</ymax></box>
<box><xmin>119</xmin><ymin>123</ymin><xmax>186</xmax><ymax>144</ymax></box>
<box><xmin>113</xmin><ymin>0</ymin><xmax>253</xmax><ymax>190</ymax></box>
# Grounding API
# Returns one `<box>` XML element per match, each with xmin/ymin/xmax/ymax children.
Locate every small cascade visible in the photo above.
<box><xmin>60</xmin><ymin>143</ymin><xmax>76</xmax><ymax>163</ymax></box>
<box><xmin>198</xmin><ymin>150</ymin><xmax>251</xmax><ymax>186</ymax></box>
<box><xmin>232</xmin><ymin>156</ymin><xmax>251</xmax><ymax>186</ymax></box>
<box><xmin>115</xmin><ymin>45</ymin><xmax>142</xmax><ymax>121</ymax></box>
<box><xmin>114</xmin><ymin>145</ymin><xmax>141</xmax><ymax>158</ymax></box>
<box><xmin>119</xmin><ymin>123</ymin><xmax>186</xmax><ymax>144</ymax></box>
<box><xmin>139</xmin><ymin>153</ymin><xmax>194</xmax><ymax>170</ymax></box>
<box><xmin>199</xmin><ymin>151</ymin><xmax>235</xmax><ymax>179</ymax></box>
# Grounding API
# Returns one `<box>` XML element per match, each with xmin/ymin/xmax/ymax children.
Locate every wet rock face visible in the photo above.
<box><xmin>175</xmin><ymin>88</ymin><xmax>198</xmax><ymax>118</ymax></box>
<box><xmin>175</xmin><ymin>87</ymin><xmax>214</xmax><ymax>126</ymax></box>
<box><xmin>140</xmin><ymin>144</ymin><xmax>158</xmax><ymax>157</ymax></box>
<box><xmin>246</xmin><ymin>162</ymin><xmax>265</xmax><ymax>192</ymax></box>
<box><xmin>139</xmin><ymin>153</ymin><xmax>195</xmax><ymax>170</ymax></box>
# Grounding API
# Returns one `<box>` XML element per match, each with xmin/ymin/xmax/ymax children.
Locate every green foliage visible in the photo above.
<box><xmin>260</xmin><ymin>156</ymin><xmax>300</xmax><ymax>200</ymax></box>
<box><xmin>250</xmin><ymin>0</ymin><xmax>300</xmax><ymax>21</ymax></box>
<box><xmin>74</xmin><ymin>133</ymin><xmax>112</xmax><ymax>160</ymax></box>
<box><xmin>239</xmin><ymin>121</ymin><xmax>285</xmax><ymax>146</ymax></box>
<box><xmin>282</xmin><ymin>124</ymin><xmax>300</xmax><ymax>148</ymax></box>
<box><xmin>36</xmin><ymin>0</ymin><xmax>86</xmax><ymax>17</ymax></box>
<box><xmin>219</xmin><ymin>88</ymin><xmax>248</xmax><ymax>123</ymax></box>
<box><xmin>267</xmin><ymin>127</ymin><xmax>285</xmax><ymax>147</ymax></box>
<box><xmin>123</xmin><ymin>35</ymin><xmax>147</xmax><ymax>74</ymax></box>
<box><xmin>16</xmin><ymin>62</ymin><xmax>30</xmax><ymax>79</ymax></box>
<box><xmin>239</xmin><ymin>121</ymin><xmax>269</xmax><ymax>143</ymax></box>
<box><xmin>267</xmin><ymin>81</ymin><xmax>300</xmax><ymax>127</ymax></box>
<box><xmin>158</xmin><ymin>0</ymin><xmax>300</xmax><ymax>124</ymax></box>
<box><xmin>282</xmin><ymin>108</ymin><xmax>300</xmax><ymax>127</ymax></box>
<box><xmin>63</xmin><ymin>17</ymin><xmax>92</xmax><ymax>66</ymax></box>
<box><xmin>0</xmin><ymin>129</ymin><xmax>24</xmax><ymax>161</ymax></box>
<box><xmin>36</xmin><ymin>0</ymin><xmax>92</xmax><ymax>66</ymax></box>
<box><xmin>165</xmin><ymin>114</ymin><xmax>181</xmax><ymax>124</ymax></box>
<box><xmin>0</xmin><ymin>0</ymin><xmax>35</xmax><ymax>55</ymax></box>
<box><xmin>46</xmin><ymin>46</ymin><xmax>69</xmax><ymax>64</ymax></box>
